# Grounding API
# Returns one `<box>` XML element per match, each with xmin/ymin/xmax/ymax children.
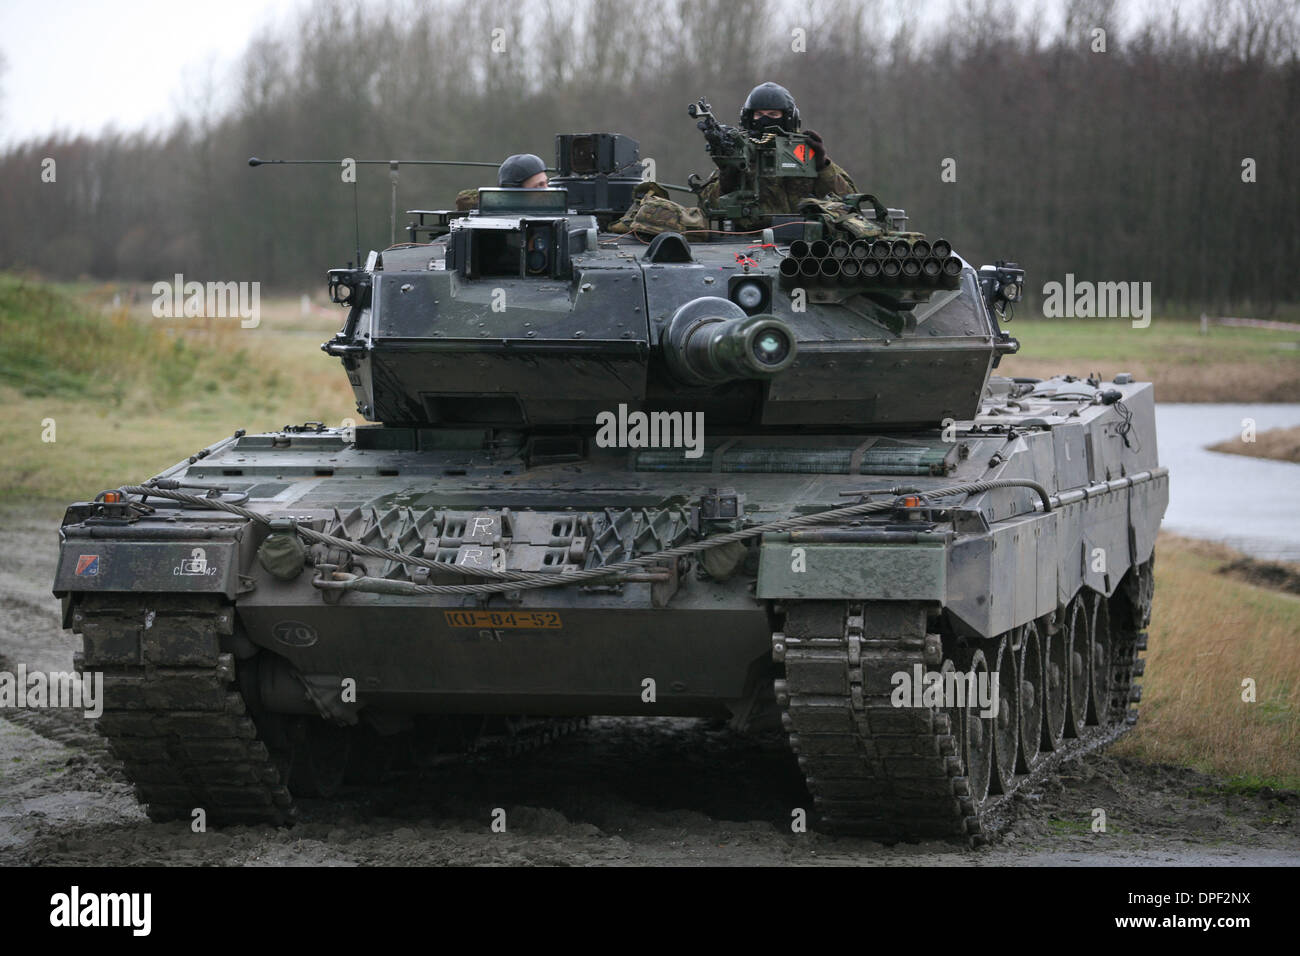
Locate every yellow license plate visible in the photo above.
<box><xmin>443</xmin><ymin>610</ymin><xmax>563</xmax><ymax>629</ymax></box>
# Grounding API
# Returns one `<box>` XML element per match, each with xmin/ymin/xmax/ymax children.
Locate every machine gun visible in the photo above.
<box><xmin>685</xmin><ymin>96</ymin><xmax>820</xmax><ymax>225</ymax></box>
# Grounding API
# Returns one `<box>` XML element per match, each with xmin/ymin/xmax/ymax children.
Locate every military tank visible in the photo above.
<box><xmin>53</xmin><ymin>130</ymin><xmax>1167</xmax><ymax>843</ymax></box>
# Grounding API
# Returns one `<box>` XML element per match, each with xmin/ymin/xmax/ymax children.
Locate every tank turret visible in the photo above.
<box><xmin>324</xmin><ymin>140</ymin><xmax>1017</xmax><ymax>432</ymax></box>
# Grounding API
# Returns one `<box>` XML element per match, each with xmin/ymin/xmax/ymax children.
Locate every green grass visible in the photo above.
<box><xmin>1192</xmin><ymin>775</ymin><xmax>1297</xmax><ymax>798</ymax></box>
<box><xmin>0</xmin><ymin>276</ymin><xmax>355</xmax><ymax>503</ymax></box>
<box><xmin>1047</xmin><ymin>817</ymin><xmax>1092</xmax><ymax>835</ymax></box>
<box><xmin>1112</xmin><ymin>536</ymin><xmax>1300</xmax><ymax>790</ymax></box>
<box><xmin>1009</xmin><ymin>317</ymin><xmax>1300</xmax><ymax>364</ymax></box>
<box><xmin>0</xmin><ymin>276</ymin><xmax>265</xmax><ymax>406</ymax></box>
<box><xmin>1000</xmin><ymin>318</ymin><xmax>1300</xmax><ymax>400</ymax></box>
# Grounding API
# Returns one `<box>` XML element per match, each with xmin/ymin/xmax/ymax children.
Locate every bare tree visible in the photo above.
<box><xmin>0</xmin><ymin>0</ymin><xmax>1295</xmax><ymax>311</ymax></box>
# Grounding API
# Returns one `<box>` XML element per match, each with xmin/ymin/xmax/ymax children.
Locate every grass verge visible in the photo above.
<box><xmin>1000</xmin><ymin>318</ymin><xmax>1300</xmax><ymax>401</ymax></box>
<box><xmin>1208</xmin><ymin>425</ymin><xmax>1300</xmax><ymax>464</ymax></box>
<box><xmin>1113</xmin><ymin>534</ymin><xmax>1300</xmax><ymax>789</ymax></box>
<box><xmin>0</xmin><ymin>276</ymin><xmax>354</xmax><ymax>503</ymax></box>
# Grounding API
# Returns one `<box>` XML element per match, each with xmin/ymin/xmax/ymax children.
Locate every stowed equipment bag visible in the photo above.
<box><xmin>608</xmin><ymin>182</ymin><xmax>706</xmax><ymax>238</ymax></box>
<box><xmin>795</xmin><ymin>193</ymin><xmax>909</xmax><ymax>241</ymax></box>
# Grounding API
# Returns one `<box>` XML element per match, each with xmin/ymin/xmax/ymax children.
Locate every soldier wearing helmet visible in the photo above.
<box><xmin>740</xmin><ymin>81</ymin><xmax>802</xmax><ymax>134</ymax></box>
<box><xmin>698</xmin><ymin>82</ymin><xmax>856</xmax><ymax>229</ymax></box>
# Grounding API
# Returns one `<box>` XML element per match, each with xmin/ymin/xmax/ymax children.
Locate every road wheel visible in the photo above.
<box><xmin>1064</xmin><ymin>596</ymin><xmax>1090</xmax><ymax>737</ymax></box>
<box><xmin>1017</xmin><ymin>620</ymin><xmax>1043</xmax><ymax>772</ymax></box>
<box><xmin>1042</xmin><ymin>616</ymin><xmax>1068</xmax><ymax>750</ymax></box>
<box><xmin>989</xmin><ymin>633</ymin><xmax>1019</xmax><ymax>795</ymax></box>
<box><xmin>1088</xmin><ymin>591</ymin><xmax>1114</xmax><ymax>727</ymax></box>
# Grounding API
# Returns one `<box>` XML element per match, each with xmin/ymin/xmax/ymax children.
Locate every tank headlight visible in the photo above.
<box><xmin>734</xmin><ymin>280</ymin><xmax>764</xmax><ymax>311</ymax></box>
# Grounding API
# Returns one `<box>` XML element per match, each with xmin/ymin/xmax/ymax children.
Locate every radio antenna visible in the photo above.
<box><xmin>249</xmin><ymin>156</ymin><xmax>520</xmax><ymax>259</ymax></box>
<box><xmin>352</xmin><ymin>178</ymin><xmax>361</xmax><ymax>268</ymax></box>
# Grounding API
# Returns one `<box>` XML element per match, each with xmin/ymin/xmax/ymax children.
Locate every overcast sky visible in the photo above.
<box><xmin>0</xmin><ymin>0</ymin><xmax>1191</xmax><ymax>149</ymax></box>
<box><xmin>0</xmin><ymin>0</ymin><xmax>299</xmax><ymax>147</ymax></box>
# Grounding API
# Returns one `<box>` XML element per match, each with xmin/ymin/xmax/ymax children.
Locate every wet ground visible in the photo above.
<box><xmin>3</xmin><ymin>508</ymin><xmax>1297</xmax><ymax>865</ymax></box>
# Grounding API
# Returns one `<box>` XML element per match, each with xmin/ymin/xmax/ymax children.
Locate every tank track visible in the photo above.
<box><xmin>75</xmin><ymin>594</ymin><xmax>295</xmax><ymax>825</ymax></box>
<box><xmin>774</xmin><ymin>586</ymin><xmax>1146</xmax><ymax>845</ymax></box>
<box><xmin>74</xmin><ymin>594</ymin><xmax>586</xmax><ymax>825</ymax></box>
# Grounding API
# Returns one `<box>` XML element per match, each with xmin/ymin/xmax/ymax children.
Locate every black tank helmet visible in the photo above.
<box><xmin>497</xmin><ymin>153</ymin><xmax>547</xmax><ymax>187</ymax></box>
<box><xmin>740</xmin><ymin>82</ymin><xmax>800</xmax><ymax>133</ymax></box>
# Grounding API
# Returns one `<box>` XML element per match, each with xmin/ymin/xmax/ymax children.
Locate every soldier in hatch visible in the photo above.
<box><xmin>497</xmin><ymin>153</ymin><xmax>549</xmax><ymax>189</ymax></box>
<box><xmin>696</xmin><ymin>82</ymin><xmax>856</xmax><ymax>229</ymax></box>
<box><xmin>454</xmin><ymin>153</ymin><xmax>550</xmax><ymax>210</ymax></box>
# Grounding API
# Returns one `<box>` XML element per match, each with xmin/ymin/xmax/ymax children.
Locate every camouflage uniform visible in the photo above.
<box><xmin>697</xmin><ymin>159</ymin><xmax>857</xmax><ymax>232</ymax></box>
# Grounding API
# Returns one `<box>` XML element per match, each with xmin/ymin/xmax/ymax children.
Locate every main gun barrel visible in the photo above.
<box><xmin>662</xmin><ymin>298</ymin><xmax>797</xmax><ymax>385</ymax></box>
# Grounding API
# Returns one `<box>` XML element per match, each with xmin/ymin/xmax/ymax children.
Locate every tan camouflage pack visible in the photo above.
<box><xmin>608</xmin><ymin>182</ymin><xmax>706</xmax><ymax>237</ymax></box>
<box><xmin>454</xmin><ymin>187</ymin><xmax>479</xmax><ymax>212</ymax></box>
<box><xmin>629</xmin><ymin>196</ymin><xmax>707</xmax><ymax>237</ymax></box>
<box><xmin>607</xmin><ymin>182</ymin><xmax>668</xmax><ymax>233</ymax></box>
<box><xmin>798</xmin><ymin>198</ymin><xmax>884</xmax><ymax>240</ymax></box>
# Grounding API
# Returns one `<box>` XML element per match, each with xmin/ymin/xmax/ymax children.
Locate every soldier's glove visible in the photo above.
<box><xmin>803</xmin><ymin>129</ymin><xmax>831</xmax><ymax>171</ymax></box>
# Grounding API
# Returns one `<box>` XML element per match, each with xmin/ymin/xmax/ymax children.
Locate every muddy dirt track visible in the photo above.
<box><xmin>2</xmin><ymin>508</ymin><xmax>1297</xmax><ymax>866</ymax></box>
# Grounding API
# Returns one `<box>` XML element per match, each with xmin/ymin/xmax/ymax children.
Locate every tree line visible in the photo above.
<box><xmin>1</xmin><ymin>0</ymin><xmax>1296</xmax><ymax>313</ymax></box>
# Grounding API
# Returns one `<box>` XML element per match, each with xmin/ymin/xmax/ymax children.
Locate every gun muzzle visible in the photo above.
<box><xmin>840</xmin><ymin>259</ymin><xmax>862</xmax><ymax>281</ymax></box>
<box><xmin>850</xmin><ymin>240</ymin><xmax>870</xmax><ymax>260</ymax></box>
<box><xmin>941</xmin><ymin>255</ymin><xmax>962</xmax><ymax>276</ymax></box>
<box><xmin>829</xmin><ymin>240</ymin><xmax>851</xmax><ymax>260</ymax></box>
<box><xmin>861</xmin><ymin>259</ymin><xmax>882</xmax><ymax>279</ymax></box>
<box><xmin>882</xmin><ymin>259</ymin><xmax>902</xmax><ymax>278</ymax></box>
<box><xmin>790</xmin><ymin>239</ymin><xmax>810</xmax><ymax>258</ymax></box>
<box><xmin>870</xmin><ymin>240</ymin><xmax>891</xmax><ymax>259</ymax></box>
<box><xmin>932</xmin><ymin>239</ymin><xmax>952</xmax><ymax>259</ymax></box>
<box><xmin>819</xmin><ymin>257</ymin><xmax>841</xmax><ymax>280</ymax></box>
<box><xmin>922</xmin><ymin>257</ymin><xmax>943</xmax><ymax>279</ymax></box>
<box><xmin>901</xmin><ymin>257</ymin><xmax>922</xmax><ymax>278</ymax></box>
<box><xmin>890</xmin><ymin>239</ymin><xmax>911</xmax><ymax>258</ymax></box>
<box><xmin>810</xmin><ymin>240</ymin><xmax>830</xmax><ymax>259</ymax></box>
<box><xmin>662</xmin><ymin>299</ymin><xmax>798</xmax><ymax>385</ymax></box>
<box><xmin>912</xmin><ymin>239</ymin><xmax>931</xmax><ymax>258</ymax></box>
<box><xmin>799</xmin><ymin>257</ymin><xmax>820</xmax><ymax>278</ymax></box>
<box><xmin>779</xmin><ymin>257</ymin><xmax>802</xmax><ymax>281</ymax></box>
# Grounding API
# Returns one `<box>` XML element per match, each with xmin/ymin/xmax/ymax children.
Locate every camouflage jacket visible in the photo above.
<box><xmin>697</xmin><ymin>160</ymin><xmax>857</xmax><ymax>231</ymax></box>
